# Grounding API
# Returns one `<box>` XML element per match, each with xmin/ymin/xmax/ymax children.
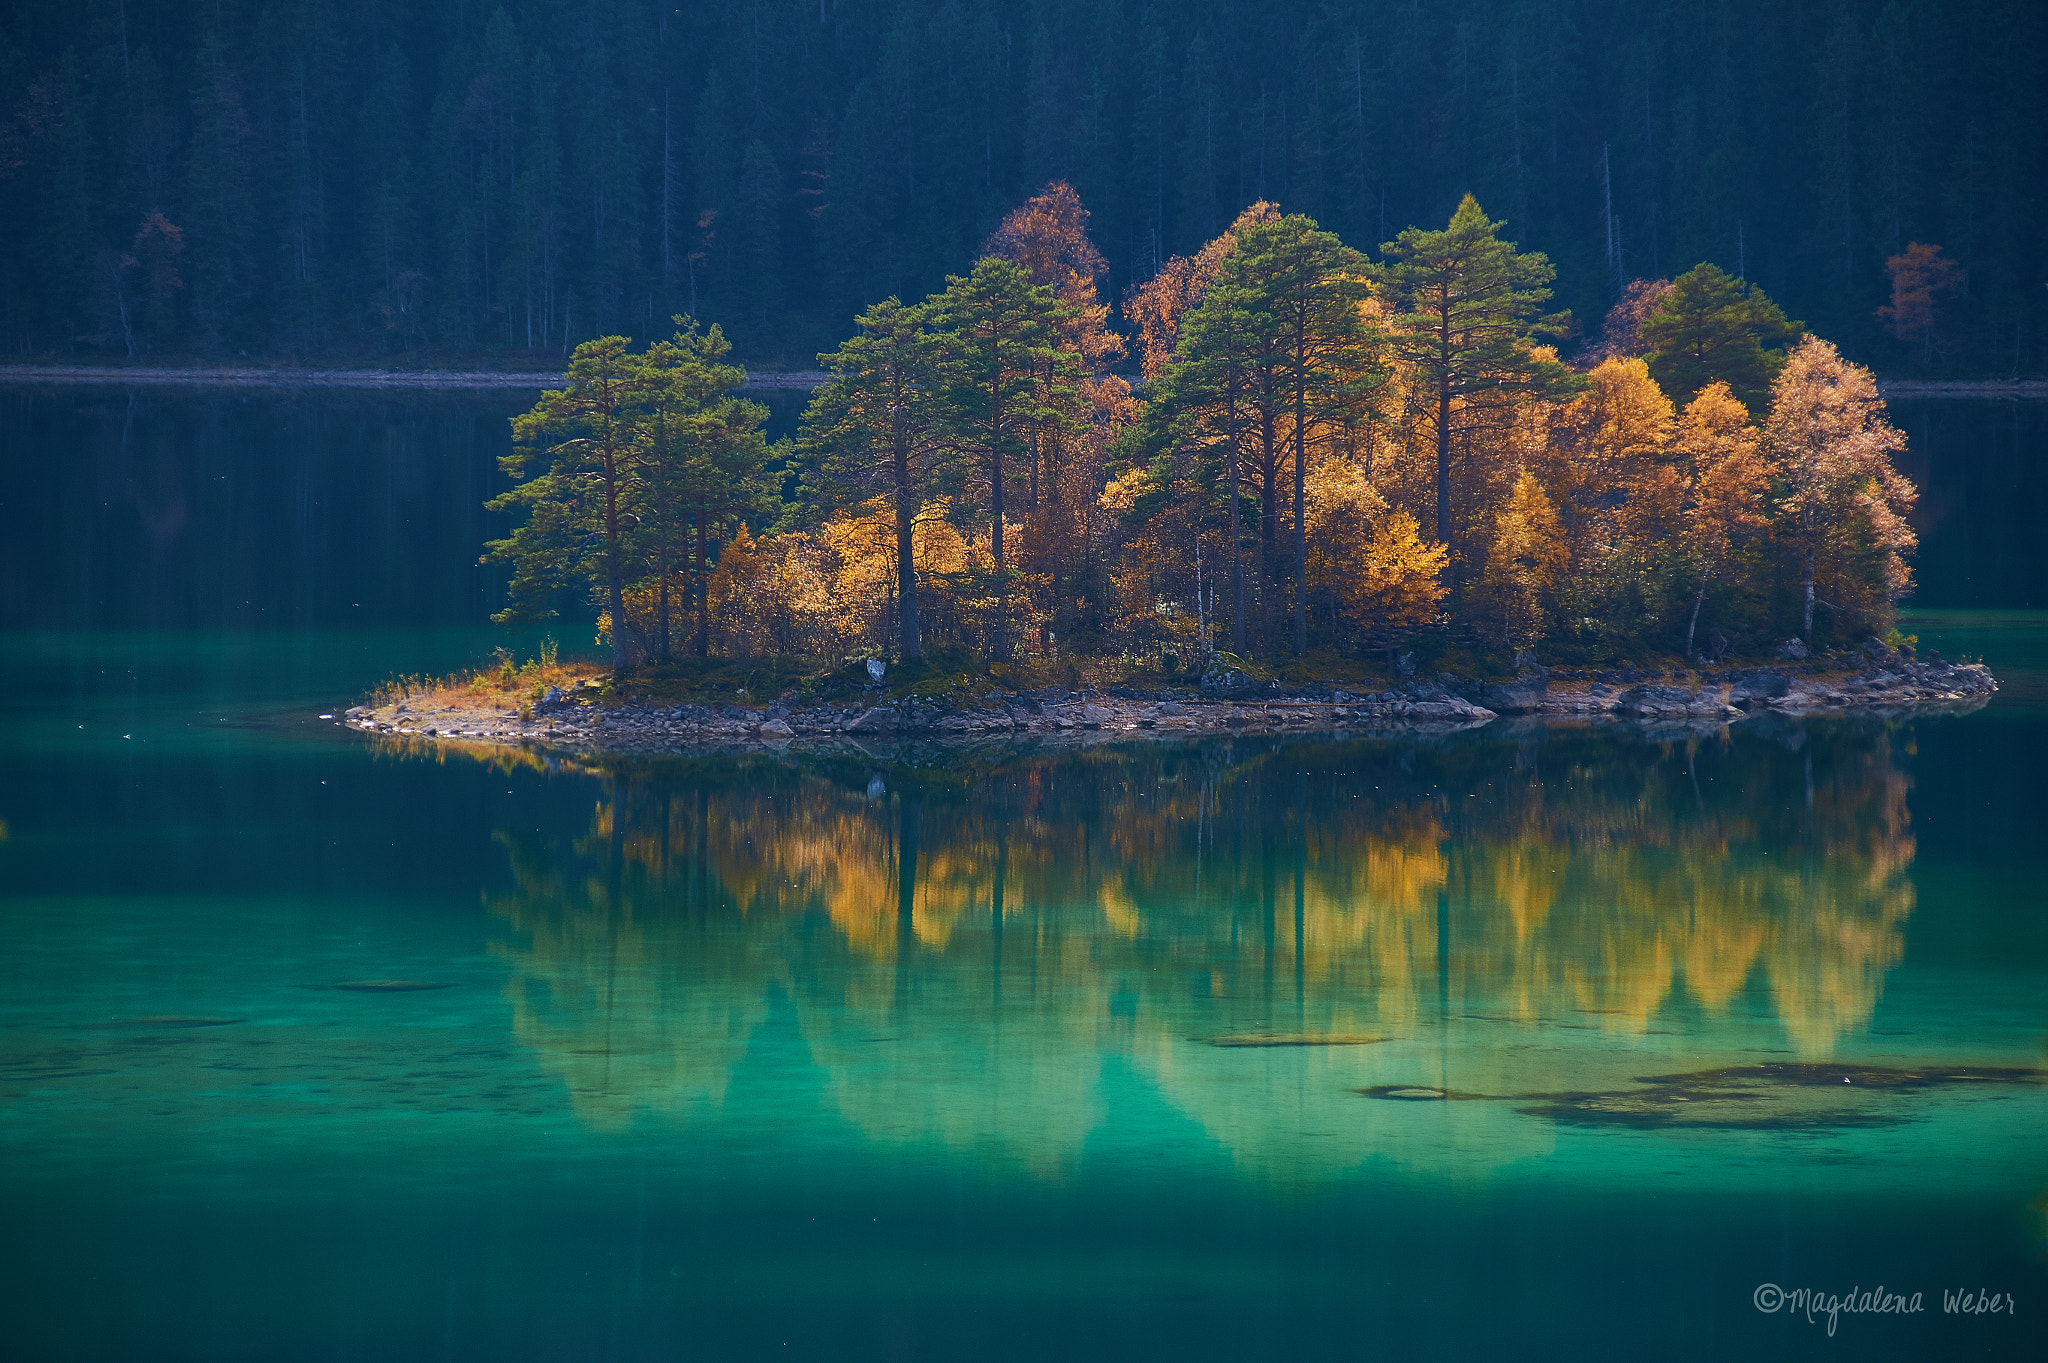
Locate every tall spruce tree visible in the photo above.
<box><xmin>933</xmin><ymin>256</ymin><xmax>1072</xmax><ymax>659</ymax></box>
<box><xmin>489</xmin><ymin>336</ymin><xmax>647</xmax><ymax>673</ymax></box>
<box><xmin>1220</xmin><ymin>214</ymin><xmax>1386</xmax><ymax>652</ymax></box>
<box><xmin>1375</xmin><ymin>194</ymin><xmax>1575</xmax><ymax>576</ymax></box>
<box><xmin>636</xmin><ymin>318</ymin><xmax>771</xmax><ymax>661</ymax></box>
<box><xmin>799</xmin><ymin>297</ymin><xmax>957</xmax><ymax>660</ymax></box>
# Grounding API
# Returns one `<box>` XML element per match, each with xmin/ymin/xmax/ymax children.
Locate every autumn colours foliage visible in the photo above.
<box><xmin>491</xmin><ymin>183</ymin><xmax>1918</xmax><ymax>676</ymax></box>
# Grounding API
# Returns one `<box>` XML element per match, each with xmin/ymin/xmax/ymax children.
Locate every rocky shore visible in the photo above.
<box><xmin>343</xmin><ymin>651</ymin><xmax>1995</xmax><ymax>755</ymax></box>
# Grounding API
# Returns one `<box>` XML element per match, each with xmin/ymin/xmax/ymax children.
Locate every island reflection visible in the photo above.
<box><xmin>483</xmin><ymin>723</ymin><xmax>1915</xmax><ymax>1175</ymax></box>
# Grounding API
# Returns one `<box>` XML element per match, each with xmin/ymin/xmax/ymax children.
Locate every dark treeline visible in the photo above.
<box><xmin>2</xmin><ymin>0</ymin><xmax>2041</xmax><ymax>373</ymax></box>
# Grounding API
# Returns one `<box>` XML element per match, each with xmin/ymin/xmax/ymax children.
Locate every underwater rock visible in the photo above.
<box><xmin>85</xmin><ymin>1016</ymin><xmax>243</xmax><ymax>1028</ymax></box>
<box><xmin>332</xmin><ymin>980</ymin><xmax>454</xmax><ymax>993</ymax></box>
<box><xmin>1361</xmin><ymin>1061</ymin><xmax>2043</xmax><ymax>1132</ymax></box>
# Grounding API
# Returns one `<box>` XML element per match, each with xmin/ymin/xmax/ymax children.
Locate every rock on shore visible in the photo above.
<box><xmin>344</xmin><ymin>687</ymin><xmax>1499</xmax><ymax>752</ymax></box>
<box><xmin>340</xmin><ymin>653</ymin><xmax>1994</xmax><ymax>756</ymax></box>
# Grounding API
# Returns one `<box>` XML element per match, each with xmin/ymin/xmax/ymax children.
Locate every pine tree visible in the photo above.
<box><xmin>799</xmin><ymin>297</ymin><xmax>956</xmax><ymax>660</ymax></box>
<box><xmin>1641</xmin><ymin>262</ymin><xmax>1802</xmax><ymax>412</ymax></box>
<box><xmin>727</xmin><ymin>139</ymin><xmax>785</xmax><ymax>358</ymax></box>
<box><xmin>489</xmin><ymin>337</ymin><xmax>648</xmax><ymax>674</ymax></box>
<box><xmin>932</xmin><ymin>256</ymin><xmax>1072</xmax><ymax>659</ymax></box>
<box><xmin>1135</xmin><ymin>213</ymin><xmax>1271</xmax><ymax>654</ymax></box>
<box><xmin>184</xmin><ymin>36</ymin><xmax>256</xmax><ymax>350</ymax></box>
<box><xmin>637</xmin><ymin>319</ymin><xmax>772</xmax><ymax>660</ymax></box>
<box><xmin>1215</xmin><ymin>213</ymin><xmax>1386</xmax><ymax>652</ymax></box>
<box><xmin>1375</xmin><ymin>195</ymin><xmax>1575</xmax><ymax>578</ymax></box>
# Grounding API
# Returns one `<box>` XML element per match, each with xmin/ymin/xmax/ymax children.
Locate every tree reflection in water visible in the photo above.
<box><xmin>484</xmin><ymin>721</ymin><xmax>1916</xmax><ymax>1174</ymax></box>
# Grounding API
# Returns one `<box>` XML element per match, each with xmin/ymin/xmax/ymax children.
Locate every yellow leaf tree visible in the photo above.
<box><xmin>1673</xmin><ymin>381</ymin><xmax>1770</xmax><ymax>658</ymax></box>
<box><xmin>1479</xmin><ymin>470</ymin><xmax>1570</xmax><ymax>650</ymax></box>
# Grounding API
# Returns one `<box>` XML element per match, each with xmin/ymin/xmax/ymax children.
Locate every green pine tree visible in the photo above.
<box><xmin>932</xmin><ymin>256</ymin><xmax>1074</xmax><ymax>659</ymax></box>
<box><xmin>727</xmin><ymin>140</ymin><xmax>785</xmax><ymax>358</ymax></box>
<box><xmin>1375</xmin><ymin>194</ymin><xmax>1577</xmax><ymax>576</ymax></box>
<box><xmin>488</xmin><ymin>336</ymin><xmax>647</xmax><ymax>674</ymax></box>
<box><xmin>636</xmin><ymin>318</ymin><xmax>771</xmax><ymax>661</ymax></box>
<box><xmin>799</xmin><ymin>296</ymin><xmax>958</xmax><ymax>660</ymax></box>
<box><xmin>1641</xmin><ymin>262</ymin><xmax>1803</xmax><ymax>413</ymax></box>
<box><xmin>1216</xmin><ymin>214</ymin><xmax>1387</xmax><ymax>652</ymax></box>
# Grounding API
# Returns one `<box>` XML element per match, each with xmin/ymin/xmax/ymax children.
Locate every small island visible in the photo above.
<box><xmin>357</xmin><ymin>185</ymin><xmax>1992</xmax><ymax>754</ymax></box>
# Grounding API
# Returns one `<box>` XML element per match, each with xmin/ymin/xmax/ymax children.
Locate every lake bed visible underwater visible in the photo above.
<box><xmin>1</xmin><ymin>388</ymin><xmax>2043</xmax><ymax>1359</ymax></box>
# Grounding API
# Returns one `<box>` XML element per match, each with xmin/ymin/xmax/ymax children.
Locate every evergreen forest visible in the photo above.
<box><xmin>2</xmin><ymin>0</ymin><xmax>2042</xmax><ymax>376</ymax></box>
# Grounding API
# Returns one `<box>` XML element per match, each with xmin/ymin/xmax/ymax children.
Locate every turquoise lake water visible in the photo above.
<box><xmin>1</xmin><ymin>388</ymin><xmax>2044</xmax><ymax>1359</ymax></box>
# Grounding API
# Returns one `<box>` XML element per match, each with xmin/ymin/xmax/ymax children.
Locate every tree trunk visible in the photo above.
<box><xmin>1259</xmin><ymin>383</ymin><xmax>1277</xmax><ymax>652</ymax></box>
<box><xmin>1228</xmin><ymin>383</ymin><xmax>1246</xmax><ymax>654</ymax></box>
<box><xmin>694</xmin><ymin>503</ymin><xmax>709</xmax><ymax>657</ymax></box>
<box><xmin>990</xmin><ymin>374</ymin><xmax>1010</xmax><ymax>662</ymax></box>
<box><xmin>894</xmin><ymin>424</ymin><xmax>921</xmax><ymax>660</ymax></box>
<box><xmin>1436</xmin><ymin>371</ymin><xmax>1452</xmax><ymax>558</ymax></box>
<box><xmin>658</xmin><ymin>558</ymin><xmax>671</xmax><ymax>661</ymax></box>
<box><xmin>605</xmin><ymin>459</ymin><xmax>629</xmax><ymax>675</ymax></box>
<box><xmin>1802</xmin><ymin>547</ymin><xmax>1816</xmax><ymax>640</ymax></box>
<box><xmin>1686</xmin><ymin>585</ymin><xmax>1705</xmax><ymax>659</ymax></box>
<box><xmin>1292</xmin><ymin>352</ymin><xmax>1308</xmax><ymax>655</ymax></box>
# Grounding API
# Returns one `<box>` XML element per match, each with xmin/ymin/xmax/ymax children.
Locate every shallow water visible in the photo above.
<box><xmin>1</xmin><ymin>389</ymin><xmax>2044</xmax><ymax>1359</ymax></box>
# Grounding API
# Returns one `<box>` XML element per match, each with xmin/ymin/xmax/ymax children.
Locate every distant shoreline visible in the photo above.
<box><xmin>0</xmin><ymin>364</ymin><xmax>829</xmax><ymax>392</ymax></box>
<box><xmin>1870</xmin><ymin>378</ymin><xmax>2048</xmax><ymax>398</ymax></box>
<box><xmin>1</xmin><ymin>364</ymin><xmax>2040</xmax><ymax>399</ymax></box>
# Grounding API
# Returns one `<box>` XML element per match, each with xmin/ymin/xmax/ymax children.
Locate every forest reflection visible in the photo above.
<box><xmin>486</xmin><ymin>723</ymin><xmax>1914</xmax><ymax>1173</ymax></box>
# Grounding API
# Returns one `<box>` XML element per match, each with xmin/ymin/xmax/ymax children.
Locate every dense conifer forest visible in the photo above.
<box><xmin>2</xmin><ymin>0</ymin><xmax>2041</xmax><ymax>375</ymax></box>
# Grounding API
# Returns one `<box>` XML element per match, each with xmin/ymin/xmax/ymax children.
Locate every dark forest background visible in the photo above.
<box><xmin>2</xmin><ymin>0</ymin><xmax>2041</xmax><ymax>374</ymax></box>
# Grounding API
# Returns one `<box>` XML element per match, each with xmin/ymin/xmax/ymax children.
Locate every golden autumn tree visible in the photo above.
<box><xmin>1763</xmin><ymin>338</ymin><xmax>1917</xmax><ymax>642</ymax></box>
<box><xmin>1479</xmin><ymin>469</ymin><xmax>1569</xmax><ymax>649</ymax></box>
<box><xmin>1535</xmin><ymin>356</ymin><xmax>1678</xmax><ymax>607</ymax></box>
<box><xmin>1673</xmin><ymin>381</ymin><xmax>1770</xmax><ymax>658</ymax></box>
<box><xmin>1304</xmin><ymin>459</ymin><xmax>1446</xmax><ymax>654</ymax></box>
<box><xmin>1592</xmin><ymin>277</ymin><xmax>1671</xmax><ymax>361</ymax></box>
<box><xmin>984</xmin><ymin>182</ymin><xmax>1132</xmax><ymax>646</ymax></box>
<box><xmin>1122</xmin><ymin>201</ymin><xmax>1280</xmax><ymax>380</ymax></box>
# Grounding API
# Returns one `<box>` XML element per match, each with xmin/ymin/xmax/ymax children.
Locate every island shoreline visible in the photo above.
<box><xmin>343</xmin><ymin>657</ymin><xmax>1997</xmax><ymax>757</ymax></box>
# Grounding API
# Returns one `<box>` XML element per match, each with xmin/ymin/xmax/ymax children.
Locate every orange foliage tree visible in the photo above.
<box><xmin>1764</xmin><ymin>338</ymin><xmax>1917</xmax><ymax>641</ymax></box>
<box><xmin>1877</xmin><ymin>242</ymin><xmax>1963</xmax><ymax>363</ymax></box>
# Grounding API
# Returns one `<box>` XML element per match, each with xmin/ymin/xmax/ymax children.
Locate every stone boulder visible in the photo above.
<box><xmin>846</xmin><ymin>706</ymin><xmax>898</xmax><ymax>734</ymax></box>
<box><xmin>1474</xmin><ymin>671</ymin><xmax>1549</xmax><ymax>714</ymax></box>
<box><xmin>1727</xmin><ymin>670</ymin><xmax>1792</xmax><ymax>708</ymax></box>
<box><xmin>1615</xmin><ymin>684</ymin><xmax>1736</xmax><ymax>719</ymax></box>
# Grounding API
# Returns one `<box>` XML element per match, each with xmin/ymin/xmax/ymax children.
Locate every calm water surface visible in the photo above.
<box><xmin>1</xmin><ymin>388</ymin><xmax>2044</xmax><ymax>1359</ymax></box>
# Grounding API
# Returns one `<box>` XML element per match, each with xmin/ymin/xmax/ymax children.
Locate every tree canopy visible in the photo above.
<box><xmin>489</xmin><ymin>184</ymin><xmax>1924</xmax><ymax>677</ymax></box>
<box><xmin>1641</xmin><ymin>263</ymin><xmax>1803</xmax><ymax>413</ymax></box>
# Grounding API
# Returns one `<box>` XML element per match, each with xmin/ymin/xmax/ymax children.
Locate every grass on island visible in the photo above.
<box><xmin>366</xmin><ymin>637</ymin><xmax>608</xmax><ymax>716</ymax></box>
